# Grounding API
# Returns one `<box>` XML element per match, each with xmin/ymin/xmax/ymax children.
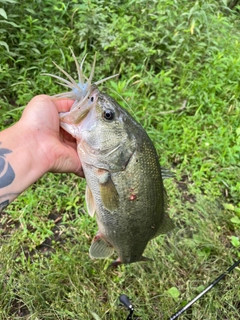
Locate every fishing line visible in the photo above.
<box><xmin>119</xmin><ymin>259</ymin><xmax>240</xmax><ymax>320</ymax></box>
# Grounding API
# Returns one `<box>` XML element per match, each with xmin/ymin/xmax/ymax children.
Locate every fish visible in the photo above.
<box><xmin>47</xmin><ymin>50</ymin><xmax>174</xmax><ymax>266</ymax></box>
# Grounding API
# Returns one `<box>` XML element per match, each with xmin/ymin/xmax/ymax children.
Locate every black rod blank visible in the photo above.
<box><xmin>168</xmin><ymin>259</ymin><xmax>240</xmax><ymax>320</ymax></box>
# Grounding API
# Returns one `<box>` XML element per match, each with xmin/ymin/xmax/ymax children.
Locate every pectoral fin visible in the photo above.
<box><xmin>89</xmin><ymin>234</ymin><xmax>114</xmax><ymax>259</ymax></box>
<box><xmin>97</xmin><ymin>169</ymin><xmax>119</xmax><ymax>212</ymax></box>
<box><xmin>85</xmin><ymin>185</ymin><xmax>96</xmax><ymax>217</ymax></box>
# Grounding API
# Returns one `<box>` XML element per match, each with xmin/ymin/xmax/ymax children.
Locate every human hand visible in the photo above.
<box><xmin>20</xmin><ymin>94</ymin><xmax>83</xmax><ymax>177</ymax></box>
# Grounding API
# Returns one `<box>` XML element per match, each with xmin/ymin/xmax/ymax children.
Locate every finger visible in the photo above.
<box><xmin>75</xmin><ymin>168</ymin><xmax>85</xmax><ymax>178</ymax></box>
<box><xmin>53</xmin><ymin>99</ymin><xmax>75</xmax><ymax>113</ymax></box>
<box><xmin>60</xmin><ymin>128</ymin><xmax>76</xmax><ymax>142</ymax></box>
<box><xmin>63</xmin><ymin>152</ymin><xmax>84</xmax><ymax>177</ymax></box>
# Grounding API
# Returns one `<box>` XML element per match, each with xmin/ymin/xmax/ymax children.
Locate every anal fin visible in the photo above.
<box><xmin>89</xmin><ymin>235</ymin><xmax>114</xmax><ymax>259</ymax></box>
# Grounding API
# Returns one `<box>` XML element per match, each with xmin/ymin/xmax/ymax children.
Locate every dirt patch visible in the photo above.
<box><xmin>176</xmin><ymin>174</ymin><xmax>196</xmax><ymax>204</ymax></box>
<box><xmin>0</xmin><ymin>211</ymin><xmax>20</xmax><ymax>236</ymax></box>
<box><xmin>9</xmin><ymin>297</ymin><xmax>30</xmax><ymax>318</ymax></box>
<box><xmin>0</xmin><ymin>209</ymin><xmax>85</xmax><ymax>258</ymax></box>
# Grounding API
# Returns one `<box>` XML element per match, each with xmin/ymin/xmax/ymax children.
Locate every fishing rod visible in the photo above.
<box><xmin>119</xmin><ymin>294</ymin><xmax>134</xmax><ymax>320</ymax></box>
<box><xmin>119</xmin><ymin>259</ymin><xmax>240</xmax><ymax>319</ymax></box>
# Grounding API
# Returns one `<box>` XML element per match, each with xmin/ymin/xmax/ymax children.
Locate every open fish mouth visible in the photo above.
<box><xmin>44</xmin><ymin>48</ymin><xmax>119</xmax><ymax>112</ymax></box>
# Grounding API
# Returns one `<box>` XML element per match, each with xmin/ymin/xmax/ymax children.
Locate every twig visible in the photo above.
<box><xmin>158</xmin><ymin>100</ymin><xmax>187</xmax><ymax>115</ymax></box>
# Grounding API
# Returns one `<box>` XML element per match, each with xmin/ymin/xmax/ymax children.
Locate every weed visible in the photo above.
<box><xmin>0</xmin><ymin>0</ymin><xmax>239</xmax><ymax>319</ymax></box>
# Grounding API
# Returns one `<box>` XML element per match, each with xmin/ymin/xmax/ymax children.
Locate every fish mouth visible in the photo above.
<box><xmin>60</xmin><ymin>87</ymin><xmax>100</xmax><ymax>126</ymax></box>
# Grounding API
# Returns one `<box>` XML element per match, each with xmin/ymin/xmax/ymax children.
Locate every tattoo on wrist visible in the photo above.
<box><xmin>0</xmin><ymin>199</ymin><xmax>9</xmax><ymax>211</ymax></box>
<box><xmin>0</xmin><ymin>193</ymin><xmax>20</xmax><ymax>212</ymax></box>
<box><xmin>0</xmin><ymin>143</ymin><xmax>15</xmax><ymax>188</ymax></box>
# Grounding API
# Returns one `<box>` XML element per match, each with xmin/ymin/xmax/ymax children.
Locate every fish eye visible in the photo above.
<box><xmin>103</xmin><ymin>109</ymin><xmax>115</xmax><ymax>121</ymax></box>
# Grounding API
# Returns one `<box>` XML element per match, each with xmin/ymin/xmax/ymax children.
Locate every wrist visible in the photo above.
<box><xmin>0</xmin><ymin>121</ymin><xmax>49</xmax><ymax>208</ymax></box>
<box><xmin>3</xmin><ymin>121</ymin><xmax>48</xmax><ymax>184</ymax></box>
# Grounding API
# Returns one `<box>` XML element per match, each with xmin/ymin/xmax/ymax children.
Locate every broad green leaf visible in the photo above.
<box><xmin>231</xmin><ymin>217</ymin><xmax>240</xmax><ymax>225</ymax></box>
<box><xmin>230</xmin><ymin>236</ymin><xmax>240</xmax><ymax>248</ymax></box>
<box><xmin>0</xmin><ymin>19</ymin><xmax>19</xmax><ymax>27</ymax></box>
<box><xmin>224</xmin><ymin>203</ymin><xmax>235</xmax><ymax>211</ymax></box>
<box><xmin>0</xmin><ymin>41</ymin><xmax>9</xmax><ymax>52</ymax></box>
<box><xmin>0</xmin><ymin>0</ymin><xmax>17</xmax><ymax>3</ymax></box>
<box><xmin>167</xmin><ymin>287</ymin><xmax>181</xmax><ymax>299</ymax></box>
<box><xmin>0</xmin><ymin>8</ymin><xmax>7</xmax><ymax>19</ymax></box>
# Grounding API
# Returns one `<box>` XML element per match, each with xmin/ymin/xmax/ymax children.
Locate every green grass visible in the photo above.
<box><xmin>0</xmin><ymin>0</ymin><xmax>240</xmax><ymax>319</ymax></box>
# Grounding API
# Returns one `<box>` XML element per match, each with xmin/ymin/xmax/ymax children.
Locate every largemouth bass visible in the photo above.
<box><xmin>47</xmin><ymin>50</ymin><xmax>174</xmax><ymax>265</ymax></box>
